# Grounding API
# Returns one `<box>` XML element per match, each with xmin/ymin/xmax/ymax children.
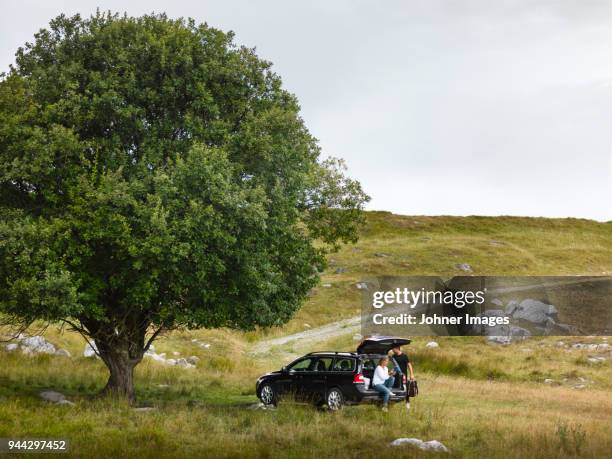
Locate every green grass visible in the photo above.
<box><xmin>1</xmin><ymin>212</ymin><xmax>612</xmax><ymax>457</ymax></box>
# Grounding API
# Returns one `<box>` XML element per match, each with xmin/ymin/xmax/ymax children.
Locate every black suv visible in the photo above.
<box><xmin>255</xmin><ymin>336</ymin><xmax>410</xmax><ymax>410</ymax></box>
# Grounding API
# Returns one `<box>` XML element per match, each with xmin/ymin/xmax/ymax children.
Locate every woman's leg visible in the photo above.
<box><xmin>373</xmin><ymin>384</ymin><xmax>392</xmax><ymax>404</ymax></box>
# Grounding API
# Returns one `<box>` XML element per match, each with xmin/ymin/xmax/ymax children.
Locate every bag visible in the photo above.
<box><xmin>407</xmin><ymin>379</ymin><xmax>418</xmax><ymax>398</ymax></box>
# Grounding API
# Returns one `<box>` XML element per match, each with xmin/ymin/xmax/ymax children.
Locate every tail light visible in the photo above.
<box><xmin>353</xmin><ymin>373</ymin><xmax>365</xmax><ymax>384</ymax></box>
<box><xmin>402</xmin><ymin>375</ymin><xmax>407</xmax><ymax>384</ymax></box>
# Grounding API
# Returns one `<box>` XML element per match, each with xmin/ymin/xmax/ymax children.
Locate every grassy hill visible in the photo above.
<box><xmin>254</xmin><ymin>212</ymin><xmax>612</xmax><ymax>338</ymax></box>
<box><xmin>1</xmin><ymin>212</ymin><xmax>611</xmax><ymax>458</ymax></box>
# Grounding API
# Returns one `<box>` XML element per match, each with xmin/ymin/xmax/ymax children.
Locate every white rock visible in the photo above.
<box><xmin>39</xmin><ymin>390</ymin><xmax>66</xmax><ymax>403</ymax></box>
<box><xmin>133</xmin><ymin>407</ymin><xmax>156</xmax><ymax>412</ymax></box>
<box><xmin>21</xmin><ymin>336</ymin><xmax>56</xmax><ymax>354</ymax></box>
<box><xmin>544</xmin><ymin>379</ymin><xmax>554</xmax><ymax>384</ymax></box>
<box><xmin>57</xmin><ymin>399</ymin><xmax>75</xmax><ymax>406</ymax></box>
<box><xmin>512</xmin><ymin>299</ymin><xmax>558</xmax><ymax>324</ymax></box>
<box><xmin>304</xmin><ymin>323</ymin><xmax>311</xmax><ymax>328</ymax></box>
<box><xmin>55</xmin><ymin>349</ymin><xmax>71</xmax><ymax>357</ymax></box>
<box><xmin>390</xmin><ymin>438</ymin><xmax>449</xmax><ymax>453</ymax></box>
<box><xmin>425</xmin><ymin>341</ymin><xmax>439</xmax><ymax>348</ymax></box>
<box><xmin>505</xmin><ymin>300</ymin><xmax>519</xmax><ymax>315</ymax></box>
<box><xmin>175</xmin><ymin>358</ymin><xmax>195</xmax><ymax>369</ymax></box>
<box><xmin>491</xmin><ymin>298</ymin><xmax>504</xmax><ymax>307</ymax></box>
<box><xmin>321</xmin><ymin>283</ymin><xmax>332</xmax><ymax>288</ymax></box>
<box><xmin>186</xmin><ymin>356</ymin><xmax>200</xmax><ymax>365</ymax></box>
<box><xmin>355</xmin><ymin>282</ymin><xmax>368</xmax><ymax>290</ymax></box>
<box><xmin>572</xmin><ymin>343</ymin><xmax>599</xmax><ymax>351</ymax></box>
<box><xmin>172</xmin><ymin>351</ymin><xmax>180</xmax><ymax>356</ymax></box>
<box><xmin>572</xmin><ymin>384</ymin><xmax>586</xmax><ymax>390</ymax></box>
<box><xmin>456</xmin><ymin>263</ymin><xmax>472</xmax><ymax>272</ymax></box>
<box><xmin>249</xmin><ymin>402</ymin><xmax>276</xmax><ymax>411</ymax></box>
<box><xmin>5</xmin><ymin>343</ymin><xmax>18</xmax><ymax>352</ymax></box>
<box><xmin>83</xmin><ymin>343</ymin><xmax>98</xmax><ymax>358</ymax></box>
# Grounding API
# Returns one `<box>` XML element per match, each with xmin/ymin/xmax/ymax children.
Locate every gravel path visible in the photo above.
<box><xmin>250</xmin><ymin>316</ymin><xmax>361</xmax><ymax>354</ymax></box>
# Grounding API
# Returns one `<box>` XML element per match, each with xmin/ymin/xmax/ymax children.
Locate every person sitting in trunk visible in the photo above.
<box><xmin>391</xmin><ymin>345</ymin><xmax>415</xmax><ymax>411</ymax></box>
<box><xmin>372</xmin><ymin>356</ymin><xmax>395</xmax><ymax>412</ymax></box>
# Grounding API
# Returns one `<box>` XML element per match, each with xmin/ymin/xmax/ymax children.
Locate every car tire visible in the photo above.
<box><xmin>259</xmin><ymin>384</ymin><xmax>277</xmax><ymax>406</ymax></box>
<box><xmin>326</xmin><ymin>388</ymin><xmax>344</xmax><ymax>411</ymax></box>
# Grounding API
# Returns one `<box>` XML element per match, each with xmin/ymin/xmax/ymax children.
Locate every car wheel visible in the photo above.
<box><xmin>326</xmin><ymin>388</ymin><xmax>344</xmax><ymax>411</ymax></box>
<box><xmin>259</xmin><ymin>384</ymin><xmax>276</xmax><ymax>406</ymax></box>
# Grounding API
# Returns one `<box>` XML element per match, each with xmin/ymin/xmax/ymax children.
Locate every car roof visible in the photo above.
<box><xmin>305</xmin><ymin>351</ymin><xmax>356</xmax><ymax>357</ymax></box>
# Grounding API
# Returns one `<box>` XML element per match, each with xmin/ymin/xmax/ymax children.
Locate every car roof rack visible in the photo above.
<box><xmin>305</xmin><ymin>351</ymin><xmax>356</xmax><ymax>356</ymax></box>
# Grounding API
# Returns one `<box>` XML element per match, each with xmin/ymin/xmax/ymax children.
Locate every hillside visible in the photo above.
<box><xmin>1</xmin><ymin>212</ymin><xmax>611</xmax><ymax>458</ymax></box>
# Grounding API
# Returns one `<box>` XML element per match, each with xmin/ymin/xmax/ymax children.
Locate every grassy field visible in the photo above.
<box><xmin>1</xmin><ymin>212</ymin><xmax>611</xmax><ymax>458</ymax></box>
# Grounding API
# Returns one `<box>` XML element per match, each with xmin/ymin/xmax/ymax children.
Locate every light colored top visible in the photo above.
<box><xmin>372</xmin><ymin>365</ymin><xmax>389</xmax><ymax>386</ymax></box>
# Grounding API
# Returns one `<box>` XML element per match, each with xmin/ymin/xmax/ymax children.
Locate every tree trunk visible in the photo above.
<box><xmin>102</xmin><ymin>355</ymin><xmax>137</xmax><ymax>404</ymax></box>
<box><xmin>96</xmin><ymin>336</ymin><xmax>143</xmax><ymax>405</ymax></box>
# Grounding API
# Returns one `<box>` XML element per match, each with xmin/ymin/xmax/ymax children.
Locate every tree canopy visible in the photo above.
<box><xmin>0</xmin><ymin>12</ymin><xmax>368</xmax><ymax>401</ymax></box>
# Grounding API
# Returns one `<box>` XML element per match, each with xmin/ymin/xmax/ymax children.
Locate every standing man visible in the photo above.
<box><xmin>391</xmin><ymin>346</ymin><xmax>414</xmax><ymax>410</ymax></box>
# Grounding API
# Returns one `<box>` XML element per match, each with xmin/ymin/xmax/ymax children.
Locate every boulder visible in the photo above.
<box><xmin>5</xmin><ymin>343</ymin><xmax>18</xmax><ymax>352</ymax></box>
<box><xmin>175</xmin><ymin>358</ymin><xmax>195</xmax><ymax>369</ymax></box>
<box><xmin>334</xmin><ymin>267</ymin><xmax>347</xmax><ymax>274</ymax></box>
<box><xmin>456</xmin><ymin>263</ymin><xmax>472</xmax><ymax>272</ymax></box>
<box><xmin>355</xmin><ymin>282</ymin><xmax>368</xmax><ymax>290</ymax></box>
<box><xmin>55</xmin><ymin>349</ymin><xmax>71</xmax><ymax>357</ymax></box>
<box><xmin>249</xmin><ymin>402</ymin><xmax>276</xmax><ymax>411</ymax></box>
<box><xmin>21</xmin><ymin>336</ymin><xmax>56</xmax><ymax>354</ymax></box>
<box><xmin>425</xmin><ymin>341</ymin><xmax>439</xmax><ymax>348</ymax></box>
<box><xmin>39</xmin><ymin>390</ymin><xmax>66</xmax><ymax>403</ymax></box>
<box><xmin>390</xmin><ymin>438</ymin><xmax>449</xmax><ymax>453</ymax></box>
<box><xmin>572</xmin><ymin>343</ymin><xmax>599</xmax><ymax>351</ymax></box>
<box><xmin>491</xmin><ymin>298</ymin><xmax>504</xmax><ymax>307</ymax></box>
<box><xmin>186</xmin><ymin>356</ymin><xmax>200</xmax><ymax>365</ymax></box>
<box><xmin>484</xmin><ymin>324</ymin><xmax>531</xmax><ymax>344</ymax></box>
<box><xmin>512</xmin><ymin>299</ymin><xmax>558</xmax><ymax>324</ymax></box>
<box><xmin>505</xmin><ymin>300</ymin><xmax>519</xmax><ymax>316</ymax></box>
<box><xmin>487</xmin><ymin>325</ymin><xmax>530</xmax><ymax>345</ymax></box>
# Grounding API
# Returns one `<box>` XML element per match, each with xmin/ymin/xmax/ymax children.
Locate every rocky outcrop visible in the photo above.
<box><xmin>3</xmin><ymin>335</ymin><xmax>71</xmax><ymax>357</ymax></box>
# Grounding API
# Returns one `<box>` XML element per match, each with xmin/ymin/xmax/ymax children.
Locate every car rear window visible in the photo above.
<box><xmin>332</xmin><ymin>357</ymin><xmax>355</xmax><ymax>371</ymax></box>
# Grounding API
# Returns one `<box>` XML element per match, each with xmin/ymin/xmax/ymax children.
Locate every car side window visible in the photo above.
<box><xmin>313</xmin><ymin>358</ymin><xmax>333</xmax><ymax>372</ymax></box>
<box><xmin>362</xmin><ymin>359</ymin><xmax>377</xmax><ymax>371</ymax></box>
<box><xmin>288</xmin><ymin>358</ymin><xmax>314</xmax><ymax>372</ymax></box>
<box><xmin>332</xmin><ymin>358</ymin><xmax>355</xmax><ymax>372</ymax></box>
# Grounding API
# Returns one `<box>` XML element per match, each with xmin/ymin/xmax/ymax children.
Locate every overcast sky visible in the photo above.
<box><xmin>2</xmin><ymin>1</ymin><xmax>611</xmax><ymax>220</ymax></box>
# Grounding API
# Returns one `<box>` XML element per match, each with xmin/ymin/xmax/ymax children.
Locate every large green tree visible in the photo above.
<box><xmin>0</xmin><ymin>12</ymin><xmax>368</xmax><ymax>402</ymax></box>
